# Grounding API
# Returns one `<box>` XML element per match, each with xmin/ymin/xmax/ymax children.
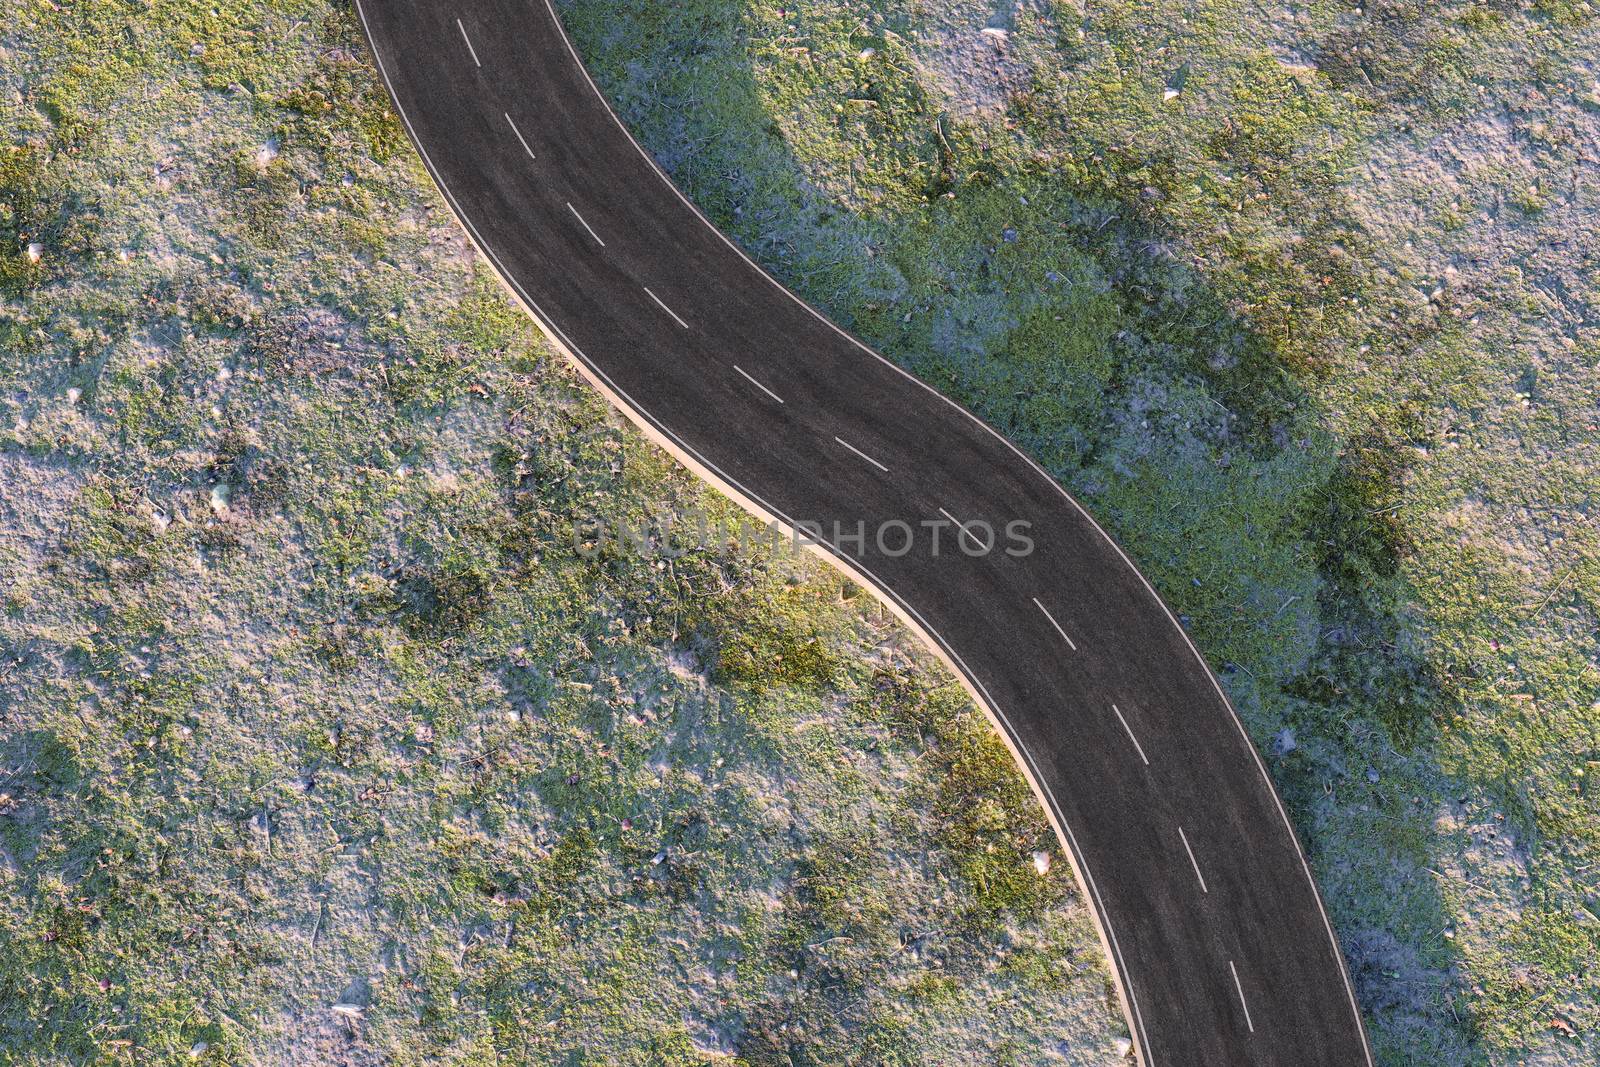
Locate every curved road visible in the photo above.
<box><xmin>356</xmin><ymin>2</ymin><xmax>1373</xmax><ymax>1063</ymax></box>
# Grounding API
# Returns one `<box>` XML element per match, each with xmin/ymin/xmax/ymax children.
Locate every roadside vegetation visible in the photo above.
<box><xmin>0</xmin><ymin>0</ymin><xmax>1595</xmax><ymax>1064</ymax></box>
<box><xmin>0</xmin><ymin>1</ymin><xmax>1122</xmax><ymax>1063</ymax></box>
<box><xmin>559</xmin><ymin>0</ymin><xmax>1600</xmax><ymax>1061</ymax></box>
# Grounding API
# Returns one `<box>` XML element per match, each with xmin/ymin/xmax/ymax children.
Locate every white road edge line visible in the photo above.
<box><xmin>1177</xmin><ymin>826</ymin><xmax>1208</xmax><ymax>893</ymax></box>
<box><xmin>1032</xmin><ymin>597</ymin><xmax>1079</xmax><ymax>651</ymax></box>
<box><xmin>456</xmin><ymin>19</ymin><xmax>481</xmax><ymax>67</ymax></box>
<box><xmin>643</xmin><ymin>287</ymin><xmax>689</xmax><ymax>329</ymax></box>
<box><xmin>732</xmin><ymin>364</ymin><xmax>784</xmax><ymax>404</ymax></box>
<box><xmin>938</xmin><ymin>506</ymin><xmax>992</xmax><ymax>552</ymax></box>
<box><xmin>1229</xmin><ymin>961</ymin><xmax>1256</xmax><ymax>1033</ymax></box>
<box><xmin>1111</xmin><ymin>704</ymin><xmax>1150</xmax><ymax>766</ymax></box>
<box><xmin>365</xmin><ymin>3</ymin><xmax>1435</xmax><ymax>1058</ymax></box>
<box><xmin>504</xmin><ymin>112</ymin><xmax>536</xmax><ymax>159</ymax></box>
<box><xmin>834</xmin><ymin>436</ymin><xmax>888</xmax><ymax>472</ymax></box>
<box><xmin>566</xmin><ymin>202</ymin><xmax>605</xmax><ymax>247</ymax></box>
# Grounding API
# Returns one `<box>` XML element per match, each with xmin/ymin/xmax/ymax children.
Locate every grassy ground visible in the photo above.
<box><xmin>0</xmin><ymin>0</ymin><xmax>1595</xmax><ymax>1064</ymax></box>
<box><xmin>0</xmin><ymin>2</ymin><xmax>1124</xmax><ymax>1064</ymax></box>
<box><xmin>554</xmin><ymin>0</ymin><xmax>1599</xmax><ymax>1062</ymax></box>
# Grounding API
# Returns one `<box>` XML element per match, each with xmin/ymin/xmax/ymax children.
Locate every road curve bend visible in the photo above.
<box><xmin>356</xmin><ymin>2</ymin><xmax>1374</xmax><ymax>1063</ymax></box>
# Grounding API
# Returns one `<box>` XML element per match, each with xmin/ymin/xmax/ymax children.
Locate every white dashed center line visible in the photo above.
<box><xmin>643</xmin><ymin>287</ymin><xmax>689</xmax><ymax>329</ymax></box>
<box><xmin>456</xmin><ymin>19</ymin><xmax>481</xmax><ymax>66</ymax></box>
<box><xmin>733</xmin><ymin>364</ymin><xmax>784</xmax><ymax>404</ymax></box>
<box><xmin>1177</xmin><ymin>826</ymin><xmax>1208</xmax><ymax>893</ymax></box>
<box><xmin>835</xmin><ymin>436</ymin><xmax>888</xmax><ymax>473</ymax></box>
<box><xmin>938</xmin><ymin>507</ymin><xmax>993</xmax><ymax>552</ymax></box>
<box><xmin>1111</xmin><ymin>704</ymin><xmax>1150</xmax><ymax>766</ymax></box>
<box><xmin>566</xmin><ymin>202</ymin><xmax>605</xmax><ymax>247</ymax></box>
<box><xmin>1032</xmin><ymin>597</ymin><xmax>1079</xmax><ymax>651</ymax></box>
<box><xmin>1229</xmin><ymin>961</ymin><xmax>1256</xmax><ymax>1033</ymax></box>
<box><xmin>504</xmin><ymin>112</ymin><xmax>536</xmax><ymax>159</ymax></box>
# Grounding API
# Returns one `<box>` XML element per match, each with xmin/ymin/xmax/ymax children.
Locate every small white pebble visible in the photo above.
<box><xmin>25</xmin><ymin>242</ymin><xmax>42</xmax><ymax>263</ymax></box>
<box><xmin>66</xmin><ymin>387</ymin><xmax>81</xmax><ymax>404</ymax></box>
<box><xmin>1032</xmin><ymin>850</ymin><xmax>1051</xmax><ymax>875</ymax></box>
<box><xmin>858</xmin><ymin>46</ymin><xmax>875</xmax><ymax>59</ymax></box>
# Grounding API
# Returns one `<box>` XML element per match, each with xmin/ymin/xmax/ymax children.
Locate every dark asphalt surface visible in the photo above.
<box><xmin>356</xmin><ymin>1</ymin><xmax>1374</xmax><ymax>1062</ymax></box>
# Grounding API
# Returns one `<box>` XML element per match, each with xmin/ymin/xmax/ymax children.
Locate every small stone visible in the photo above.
<box><xmin>1165</xmin><ymin>61</ymin><xmax>1191</xmax><ymax>101</ymax></box>
<box><xmin>1115</xmin><ymin>1036</ymin><xmax>1133</xmax><ymax>1057</ymax></box>
<box><xmin>1032</xmin><ymin>850</ymin><xmax>1051</xmax><ymax>875</ymax></box>
<box><xmin>1002</xmin><ymin>227</ymin><xmax>1018</xmax><ymax>243</ymax></box>
<box><xmin>858</xmin><ymin>47</ymin><xmax>876</xmax><ymax>60</ymax></box>
<box><xmin>24</xmin><ymin>242</ymin><xmax>42</xmax><ymax>263</ymax></box>
<box><xmin>65</xmin><ymin>387</ymin><xmax>81</xmax><ymax>404</ymax></box>
<box><xmin>1272</xmin><ymin>727</ymin><xmax>1296</xmax><ymax>756</ymax></box>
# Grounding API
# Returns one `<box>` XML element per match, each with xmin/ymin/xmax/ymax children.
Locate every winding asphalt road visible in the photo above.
<box><xmin>356</xmin><ymin>1</ymin><xmax>1374</xmax><ymax>1063</ymax></box>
